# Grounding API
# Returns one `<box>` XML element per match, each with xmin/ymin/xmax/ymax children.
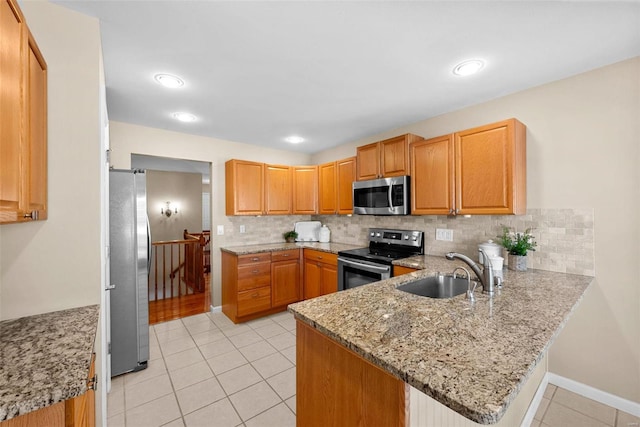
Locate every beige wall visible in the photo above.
<box><xmin>108</xmin><ymin>122</ymin><xmax>312</xmax><ymax>306</ymax></box>
<box><xmin>313</xmin><ymin>57</ymin><xmax>640</xmax><ymax>403</ymax></box>
<box><xmin>0</xmin><ymin>0</ymin><xmax>106</xmax><ymax>424</ymax></box>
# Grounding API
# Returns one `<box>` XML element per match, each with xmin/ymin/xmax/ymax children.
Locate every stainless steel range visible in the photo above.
<box><xmin>337</xmin><ymin>228</ymin><xmax>424</xmax><ymax>291</ymax></box>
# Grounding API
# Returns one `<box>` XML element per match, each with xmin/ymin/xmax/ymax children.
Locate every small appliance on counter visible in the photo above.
<box><xmin>318</xmin><ymin>225</ymin><xmax>331</xmax><ymax>243</ymax></box>
<box><xmin>294</xmin><ymin>220</ymin><xmax>321</xmax><ymax>242</ymax></box>
<box><xmin>478</xmin><ymin>239</ymin><xmax>502</xmax><ymax>263</ymax></box>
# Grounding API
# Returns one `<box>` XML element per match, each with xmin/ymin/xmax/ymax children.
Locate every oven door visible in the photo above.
<box><xmin>338</xmin><ymin>257</ymin><xmax>392</xmax><ymax>291</ymax></box>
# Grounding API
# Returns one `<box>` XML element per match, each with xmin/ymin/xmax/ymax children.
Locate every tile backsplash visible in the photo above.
<box><xmin>219</xmin><ymin>208</ymin><xmax>594</xmax><ymax>276</ymax></box>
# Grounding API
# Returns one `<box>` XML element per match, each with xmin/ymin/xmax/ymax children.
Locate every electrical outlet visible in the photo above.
<box><xmin>239</xmin><ymin>225</ymin><xmax>246</xmax><ymax>233</ymax></box>
<box><xmin>436</xmin><ymin>228</ymin><xmax>453</xmax><ymax>241</ymax></box>
<box><xmin>217</xmin><ymin>225</ymin><xmax>224</xmax><ymax>235</ymax></box>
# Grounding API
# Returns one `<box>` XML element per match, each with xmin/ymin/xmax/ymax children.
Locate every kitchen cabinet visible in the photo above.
<box><xmin>356</xmin><ymin>134</ymin><xmax>422</xmax><ymax>181</ymax></box>
<box><xmin>393</xmin><ymin>265</ymin><xmax>419</xmax><ymax>277</ymax></box>
<box><xmin>411</xmin><ymin>119</ymin><xmax>526</xmax><ymax>215</ymax></box>
<box><xmin>271</xmin><ymin>249</ymin><xmax>302</xmax><ymax>307</ymax></box>
<box><xmin>296</xmin><ymin>321</ymin><xmax>406</xmax><ymax>427</ymax></box>
<box><xmin>318</xmin><ymin>156</ymin><xmax>356</xmax><ymax>215</ymax></box>
<box><xmin>303</xmin><ymin>249</ymin><xmax>338</xmax><ymax>299</ymax></box>
<box><xmin>292</xmin><ymin>165</ymin><xmax>318</xmax><ymax>214</ymax></box>
<box><xmin>0</xmin><ymin>0</ymin><xmax>48</xmax><ymax>224</ymax></box>
<box><xmin>264</xmin><ymin>164</ymin><xmax>292</xmax><ymax>215</ymax></box>
<box><xmin>225</xmin><ymin>159</ymin><xmax>264</xmax><ymax>215</ymax></box>
<box><xmin>222</xmin><ymin>249</ymin><xmax>303</xmax><ymax>323</ymax></box>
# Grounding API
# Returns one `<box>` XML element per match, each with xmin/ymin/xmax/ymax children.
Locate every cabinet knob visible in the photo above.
<box><xmin>251</xmin><ymin>292</ymin><xmax>259</xmax><ymax>298</ymax></box>
<box><xmin>251</xmin><ymin>257</ymin><xmax>259</xmax><ymax>261</ymax></box>
<box><xmin>283</xmin><ymin>254</ymin><xmax>290</xmax><ymax>257</ymax></box>
<box><xmin>252</xmin><ymin>269</ymin><xmax>259</xmax><ymax>274</ymax></box>
<box><xmin>88</xmin><ymin>374</ymin><xmax>98</xmax><ymax>391</ymax></box>
<box><xmin>23</xmin><ymin>210</ymin><xmax>39</xmax><ymax>220</ymax></box>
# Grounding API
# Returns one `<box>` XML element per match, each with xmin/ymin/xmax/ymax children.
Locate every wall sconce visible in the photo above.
<box><xmin>161</xmin><ymin>201</ymin><xmax>178</xmax><ymax>218</ymax></box>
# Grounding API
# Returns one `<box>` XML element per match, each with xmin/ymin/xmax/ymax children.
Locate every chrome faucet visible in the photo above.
<box><xmin>446</xmin><ymin>249</ymin><xmax>496</xmax><ymax>296</ymax></box>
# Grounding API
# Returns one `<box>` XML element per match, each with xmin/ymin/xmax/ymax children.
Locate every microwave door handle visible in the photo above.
<box><xmin>388</xmin><ymin>186</ymin><xmax>394</xmax><ymax>210</ymax></box>
<box><xmin>339</xmin><ymin>257</ymin><xmax>391</xmax><ymax>272</ymax></box>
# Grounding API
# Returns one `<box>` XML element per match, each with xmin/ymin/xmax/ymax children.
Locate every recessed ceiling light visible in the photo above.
<box><xmin>452</xmin><ymin>59</ymin><xmax>485</xmax><ymax>76</ymax></box>
<box><xmin>154</xmin><ymin>73</ymin><xmax>184</xmax><ymax>88</ymax></box>
<box><xmin>285</xmin><ymin>136</ymin><xmax>305</xmax><ymax>144</ymax></box>
<box><xmin>172</xmin><ymin>112</ymin><xmax>197</xmax><ymax>122</ymax></box>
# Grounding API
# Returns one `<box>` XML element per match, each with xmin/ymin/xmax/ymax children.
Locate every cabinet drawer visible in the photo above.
<box><xmin>238</xmin><ymin>262</ymin><xmax>271</xmax><ymax>291</ymax></box>
<box><xmin>237</xmin><ymin>286</ymin><xmax>271</xmax><ymax>317</ymax></box>
<box><xmin>271</xmin><ymin>249</ymin><xmax>300</xmax><ymax>262</ymax></box>
<box><xmin>304</xmin><ymin>249</ymin><xmax>338</xmax><ymax>266</ymax></box>
<box><xmin>238</xmin><ymin>252</ymin><xmax>271</xmax><ymax>265</ymax></box>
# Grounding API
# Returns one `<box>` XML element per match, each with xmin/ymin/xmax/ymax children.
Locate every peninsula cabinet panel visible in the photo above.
<box><xmin>264</xmin><ymin>164</ymin><xmax>292</xmax><ymax>215</ymax></box>
<box><xmin>393</xmin><ymin>265</ymin><xmax>420</xmax><ymax>277</ymax></box>
<box><xmin>297</xmin><ymin>321</ymin><xmax>406</xmax><ymax>427</ymax></box>
<box><xmin>410</xmin><ymin>135</ymin><xmax>455</xmax><ymax>215</ymax></box>
<box><xmin>318</xmin><ymin>161</ymin><xmax>337</xmax><ymax>214</ymax></box>
<box><xmin>455</xmin><ymin>118</ymin><xmax>526</xmax><ymax>215</ymax></box>
<box><xmin>225</xmin><ymin>159</ymin><xmax>264</xmax><ymax>215</ymax></box>
<box><xmin>0</xmin><ymin>0</ymin><xmax>48</xmax><ymax>224</ymax></box>
<box><xmin>292</xmin><ymin>166</ymin><xmax>318</xmax><ymax>214</ymax></box>
<box><xmin>336</xmin><ymin>156</ymin><xmax>355</xmax><ymax>214</ymax></box>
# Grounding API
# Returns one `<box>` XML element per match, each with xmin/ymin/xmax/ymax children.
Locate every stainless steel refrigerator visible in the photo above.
<box><xmin>109</xmin><ymin>169</ymin><xmax>149</xmax><ymax>376</ymax></box>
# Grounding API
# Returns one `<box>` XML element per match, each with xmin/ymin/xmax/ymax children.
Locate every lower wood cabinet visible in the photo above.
<box><xmin>393</xmin><ymin>265</ymin><xmax>419</xmax><ymax>277</ymax></box>
<box><xmin>296</xmin><ymin>321</ymin><xmax>406</xmax><ymax>426</ymax></box>
<box><xmin>0</xmin><ymin>354</ymin><xmax>96</xmax><ymax>427</ymax></box>
<box><xmin>303</xmin><ymin>249</ymin><xmax>338</xmax><ymax>299</ymax></box>
<box><xmin>222</xmin><ymin>249</ymin><xmax>302</xmax><ymax>323</ymax></box>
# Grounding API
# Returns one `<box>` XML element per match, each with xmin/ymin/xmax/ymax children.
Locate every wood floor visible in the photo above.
<box><xmin>148</xmin><ymin>273</ymin><xmax>210</xmax><ymax>325</ymax></box>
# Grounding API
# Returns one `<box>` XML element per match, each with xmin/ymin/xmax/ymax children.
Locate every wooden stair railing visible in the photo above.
<box><xmin>149</xmin><ymin>230</ymin><xmax>207</xmax><ymax>302</ymax></box>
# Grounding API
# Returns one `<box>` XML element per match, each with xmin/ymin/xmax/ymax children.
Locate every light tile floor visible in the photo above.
<box><xmin>107</xmin><ymin>311</ymin><xmax>297</xmax><ymax>427</ymax></box>
<box><xmin>107</xmin><ymin>310</ymin><xmax>639</xmax><ymax>427</ymax></box>
<box><xmin>533</xmin><ymin>384</ymin><xmax>640</xmax><ymax>427</ymax></box>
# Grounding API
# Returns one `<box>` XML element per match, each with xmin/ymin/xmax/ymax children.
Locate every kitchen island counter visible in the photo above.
<box><xmin>0</xmin><ymin>305</ymin><xmax>99</xmax><ymax>421</ymax></box>
<box><xmin>289</xmin><ymin>255</ymin><xmax>592</xmax><ymax>424</ymax></box>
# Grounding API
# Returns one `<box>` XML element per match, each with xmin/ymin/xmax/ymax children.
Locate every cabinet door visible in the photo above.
<box><xmin>272</xmin><ymin>258</ymin><xmax>300</xmax><ymax>307</ymax></box>
<box><xmin>26</xmin><ymin>30</ymin><xmax>47</xmax><ymax>220</ymax></box>
<box><xmin>336</xmin><ymin>156</ymin><xmax>355</xmax><ymax>214</ymax></box>
<box><xmin>318</xmin><ymin>161</ymin><xmax>337</xmax><ymax>214</ymax></box>
<box><xmin>320</xmin><ymin>262</ymin><xmax>338</xmax><ymax>295</ymax></box>
<box><xmin>265</xmin><ymin>164</ymin><xmax>291</xmax><ymax>215</ymax></box>
<box><xmin>356</xmin><ymin>142</ymin><xmax>380</xmax><ymax>181</ymax></box>
<box><xmin>410</xmin><ymin>135</ymin><xmax>454</xmax><ymax>215</ymax></box>
<box><xmin>292</xmin><ymin>166</ymin><xmax>318</xmax><ymax>214</ymax></box>
<box><xmin>380</xmin><ymin>135</ymin><xmax>410</xmax><ymax>177</ymax></box>
<box><xmin>0</xmin><ymin>0</ymin><xmax>25</xmax><ymax>223</ymax></box>
<box><xmin>393</xmin><ymin>266</ymin><xmax>419</xmax><ymax>277</ymax></box>
<box><xmin>225</xmin><ymin>159</ymin><xmax>264</xmax><ymax>215</ymax></box>
<box><xmin>455</xmin><ymin>119</ymin><xmax>526</xmax><ymax>215</ymax></box>
<box><xmin>303</xmin><ymin>258</ymin><xmax>322</xmax><ymax>300</ymax></box>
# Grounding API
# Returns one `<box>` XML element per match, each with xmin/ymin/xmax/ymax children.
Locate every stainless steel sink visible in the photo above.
<box><xmin>396</xmin><ymin>274</ymin><xmax>472</xmax><ymax>299</ymax></box>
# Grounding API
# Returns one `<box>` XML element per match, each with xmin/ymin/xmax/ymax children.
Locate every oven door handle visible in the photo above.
<box><xmin>338</xmin><ymin>257</ymin><xmax>391</xmax><ymax>272</ymax></box>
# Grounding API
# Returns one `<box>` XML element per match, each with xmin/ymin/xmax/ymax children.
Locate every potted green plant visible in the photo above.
<box><xmin>498</xmin><ymin>226</ymin><xmax>537</xmax><ymax>271</ymax></box>
<box><xmin>283</xmin><ymin>230</ymin><xmax>298</xmax><ymax>243</ymax></box>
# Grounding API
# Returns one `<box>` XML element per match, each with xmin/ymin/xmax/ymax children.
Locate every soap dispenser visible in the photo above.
<box><xmin>319</xmin><ymin>225</ymin><xmax>331</xmax><ymax>243</ymax></box>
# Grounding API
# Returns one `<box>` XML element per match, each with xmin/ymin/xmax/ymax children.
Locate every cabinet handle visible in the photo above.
<box><xmin>455</xmin><ymin>208</ymin><xmax>460</xmax><ymax>214</ymax></box>
<box><xmin>251</xmin><ymin>257</ymin><xmax>259</xmax><ymax>261</ymax></box>
<box><xmin>317</xmin><ymin>256</ymin><xmax>323</xmax><ymax>259</ymax></box>
<box><xmin>88</xmin><ymin>374</ymin><xmax>98</xmax><ymax>391</ymax></box>
<box><xmin>23</xmin><ymin>210</ymin><xmax>39</xmax><ymax>220</ymax></box>
<box><xmin>282</xmin><ymin>253</ymin><xmax>290</xmax><ymax>257</ymax></box>
<box><xmin>252</xmin><ymin>269</ymin><xmax>259</xmax><ymax>274</ymax></box>
<box><xmin>251</xmin><ymin>292</ymin><xmax>259</xmax><ymax>298</ymax></box>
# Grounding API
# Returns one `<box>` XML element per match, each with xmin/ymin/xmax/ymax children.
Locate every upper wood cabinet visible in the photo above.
<box><xmin>336</xmin><ymin>156</ymin><xmax>356</xmax><ymax>214</ymax></box>
<box><xmin>0</xmin><ymin>0</ymin><xmax>48</xmax><ymax>224</ymax></box>
<box><xmin>225</xmin><ymin>159</ymin><xmax>264</xmax><ymax>215</ymax></box>
<box><xmin>264</xmin><ymin>164</ymin><xmax>292</xmax><ymax>215</ymax></box>
<box><xmin>292</xmin><ymin>166</ymin><xmax>318</xmax><ymax>214</ymax></box>
<box><xmin>318</xmin><ymin>156</ymin><xmax>355</xmax><ymax>215</ymax></box>
<box><xmin>356</xmin><ymin>134</ymin><xmax>422</xmax><ymax>181</ymax></box>
<box><xmin>411</xmin><ymin>119</ymin><xmax>526</xmax><ymax>215</ymax></box>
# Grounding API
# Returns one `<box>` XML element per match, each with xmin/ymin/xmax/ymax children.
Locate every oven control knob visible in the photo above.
<box><xmin>370</xmin><ymin>232</ymin><xmax>375</xmax><ymax>237</ymax></box>
<box><xmin>404</xmin><ymin>235</ymin><xmax>409</xmax><ymax>240</ymax></box>
<box><xmin>375</xmin><ymin>233</ymin><xmax>381</xmax><ymax>237</ymax></box>
<box><xmin>412</xmin><ymin>236</ymin><xmax>417</xmax><ymax>241</ymax></box>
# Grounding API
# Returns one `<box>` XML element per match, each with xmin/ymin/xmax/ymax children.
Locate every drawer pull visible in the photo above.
<box><xmin>252</xmin><ymin>292</ymin><xmax>259</xmax><ymax>298</ymax></box>
<box><xmin>282</xmin><ymin>254</ymin><xmax>290</xmax><ymax>257</ymax></box>
<box><xmin>88</xmin><ymin>374</ymin><xmax>98</xmax><ymax>391</ymax></box>
<box><xmin>251</xmin><ymin>257</ymin><xmax>259</xmax><ymax>261</ymax></box>
<box><xmin>252</xmin><ymin>270</ymin><xmax>259</xmax><ymax>274</ymax></box>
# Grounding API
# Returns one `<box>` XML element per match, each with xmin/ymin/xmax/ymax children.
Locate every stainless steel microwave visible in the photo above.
<box><xmin>352</xmin><ymin>176</ymin><xmax>410</xmax><ymax>215</ymax></box>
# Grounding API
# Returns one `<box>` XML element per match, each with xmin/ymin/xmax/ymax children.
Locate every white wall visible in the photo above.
<box><xmin>312</xmin><ymin>57</ymin><xmax>640</xmax><ymax>403</ymax></box>
<box><xmin>0</xmin><ymin>0</ymin><xmax>105</xmax><ymax>423</ymax></box>
<box><xmin>108</xmin><ymin>122</ymin><xmax>312</xmax><ymax>306</ymax></box>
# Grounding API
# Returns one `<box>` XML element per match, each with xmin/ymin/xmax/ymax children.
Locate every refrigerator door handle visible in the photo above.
<box><xmin>106</xmin><ymin>284</ymin><xmax>116</xmax><ymax>290</ymax></box>
<box><xmin>146</xmin><ymin>215</ymin><xmax>151</xmax><ymax>275</ymax></box>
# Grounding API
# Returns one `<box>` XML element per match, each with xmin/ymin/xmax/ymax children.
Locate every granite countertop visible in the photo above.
<box><xmin>220</xmin><ymin>241</ymin><xmax>362</xmax><ymax>255</ymax></box>
<box><xmin>0</xmin><ymin>305</ymin><xmax>100</xmax><ymax>421</ymax></box>
<box><xmin>289</xmin><ymin>255</ymin><xmax>593</xmax><ymax>424</ymax></box>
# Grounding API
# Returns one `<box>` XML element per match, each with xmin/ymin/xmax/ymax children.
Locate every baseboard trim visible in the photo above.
<box><xmin>521</xmin><ymin>374</ymin><xmax>550</xmax><ymax>427</ymax></box>
<box><xmin>209</xmin><ymin>305</ymin><xmax>222</xmax><ymax>313</ymax></box>
<box><xmin>547</xmin><ymin>373</ymin><xmax>640</xmax><ymax>417</ymax></box>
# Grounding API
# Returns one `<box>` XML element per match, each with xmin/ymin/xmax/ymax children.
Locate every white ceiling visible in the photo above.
<box><xmin>53</xmin><ymin>1</ymin><xmax>640</xmax><ymax>154</ymax></box>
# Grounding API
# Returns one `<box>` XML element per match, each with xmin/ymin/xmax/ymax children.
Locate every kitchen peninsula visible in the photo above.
<box><xmin>289</xmin><ymin>255</ymin><xmax>592</xmax><ymax>425</ymax></box>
